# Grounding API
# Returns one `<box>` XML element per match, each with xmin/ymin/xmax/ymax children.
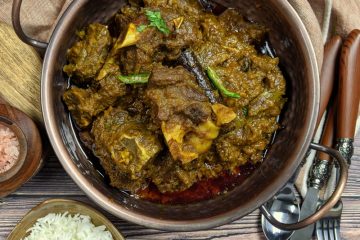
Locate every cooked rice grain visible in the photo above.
<box><xmin>23</xmin><ymin>212</ymin><xmax>113</xmax><ymax>240</ymax></box>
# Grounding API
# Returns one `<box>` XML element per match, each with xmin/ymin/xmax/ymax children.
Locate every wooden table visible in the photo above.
<box><xmin>1</xmin><ymin>133</ymin><xmax>359</xmax><ymax>240</ymax></box>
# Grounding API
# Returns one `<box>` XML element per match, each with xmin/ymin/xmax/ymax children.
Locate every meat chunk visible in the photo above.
<box><xmin>91</xmin><ymin>107</ymin><xmax>163</xmax><ymax>191</ymax></box>
<box><xmin>109</xmin><ymin>5</ymin><xmax>140</xmax><ymax>38</ymax></box>
<box><xmin>63</xmin><ymin>23</ymin><xmax>112</xmax><ymax>82</ymax></box>
<box><xmin>62</xmin><ymin>86</ymin><xmax>94</xmax><ymax>128</ymax></box>
<box><xmin>63</xmin><ymin>70</ymin><xmax>127</xmax><ymax>128</ymax></box>
<box><xmin>97</xmin><ymin>20</ymin><xmax>160</xmax><ymax>79</ymax></box>
<box><xmin>218</xmin><ymin>9</ymin><xmax>267</xmax><ymax>44</ymax></box>
<box><xmin>216</xmin><ymin>116</ymin><xmax>278</xmax><ymax>164</ymax></box>
<box><xmin>146</xmin><ymin>65</ymin><xmax>235</xmax><ymax>163</ymax></box>
<box><xmin>119</xmin><ymin>46</ymin><xmax>156</xmax><ymax>75</ymax></box>
<box><xmin>144</xmin><ymin>0</ymin><xmax>203</xmax><ymax>15</ymax></box>
<box><xmin>146</xmin><ymin>65</ymin><xmax>211</xmax><ymax>121</ymax></box>
<box><xmin>147</xmin><ymin>150</ymin><xmax>223</xmax><ymax>193</ymax></box>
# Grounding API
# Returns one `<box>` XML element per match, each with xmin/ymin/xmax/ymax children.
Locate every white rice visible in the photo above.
<box><xmin>22</xmin><ymin>212</ymin><xmax>113</xmax><ymax>240</ymax></box>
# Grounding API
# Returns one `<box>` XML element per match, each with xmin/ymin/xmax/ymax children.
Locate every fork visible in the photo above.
<box><xmin>316</xmin><ymin>199</ymin><xmax>342</xmax><ymax>240</ymax></box>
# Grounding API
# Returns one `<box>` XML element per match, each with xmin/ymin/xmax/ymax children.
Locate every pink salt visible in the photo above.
<box><xmin>0</xmin><ymin>123</ymin><xmax>20</xmax><ymax>173</ymax></box>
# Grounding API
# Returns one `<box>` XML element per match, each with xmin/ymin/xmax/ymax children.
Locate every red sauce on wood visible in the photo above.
<box><xmin>137</xmin><ymin>163</ymin><xmax>258</xmax><ymax>204</ymax></box>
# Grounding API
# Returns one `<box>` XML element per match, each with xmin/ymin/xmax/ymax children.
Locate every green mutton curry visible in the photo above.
<box><xmin>62</xmin><ymin>0</ymin><xmax>286</xmax><ymax>197</ymax></box>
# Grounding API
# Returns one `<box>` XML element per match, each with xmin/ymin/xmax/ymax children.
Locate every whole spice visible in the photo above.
<box><xmin>178</xmin><ymin>49</ymin><xmax>218</xmax><ymax>104</ymax></box>
<box><xmin>0</xmin><ymin>123</ymin><xmax>20</xmax><ymax>173</ymax></box>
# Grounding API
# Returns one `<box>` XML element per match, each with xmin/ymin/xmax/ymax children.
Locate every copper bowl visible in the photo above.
<box><xmin>13</xmin><ymin>0</ymin><xmax>334</xmax><ymax>231</ymax></box>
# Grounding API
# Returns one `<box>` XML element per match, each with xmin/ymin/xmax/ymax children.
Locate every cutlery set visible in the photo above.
<box><xmin>262</xmin><ymin>29</ymin><xmax>360</xmax><ymax>240</ymax></box>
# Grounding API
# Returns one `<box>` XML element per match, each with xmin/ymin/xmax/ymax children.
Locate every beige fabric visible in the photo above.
<box><xmin>289</xmin><ymin>0</ymin><xmax>325</xmax><ymax>70</ymax></box>
<box><xmin>310</xmin><ymin>0</ymin><xmax>360</xmax><ymax>38</ymax></box>
<box><xmin>290</xmin><ymin>0</ymin><xmax>360</xmax><ymax>71</ymax></box>
<box><xmin>1</xmin><ymin>0</ymin><xmax>359</xmax><ymax>66</ymax></box>
<box><xmin>0</xmin><ymin>0</ymin><xmax>71</xmax><ymax>42</ymax></box>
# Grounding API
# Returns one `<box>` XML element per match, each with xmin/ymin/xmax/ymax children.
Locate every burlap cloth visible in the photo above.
<box><xmin>0</xmin><ymin>0</ymin><xmax>359</xmax><ymax>199</ymax></box>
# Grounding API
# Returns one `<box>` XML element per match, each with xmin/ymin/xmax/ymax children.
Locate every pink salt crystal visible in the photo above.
<box><xmin>0</xmin><ymin>123</ymin><xmax>20</xmax><ymax>173</ymax></box>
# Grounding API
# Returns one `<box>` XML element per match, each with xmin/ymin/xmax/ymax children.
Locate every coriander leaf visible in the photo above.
<box><xmin>145</xmin><ymin>10</ymin><xmax>171</xmax><ymax>35</ymax></box>
<box><xmin>136</xmin><ymin>24</ymin><xmax>148</xmax><ymax>32</ymax></box>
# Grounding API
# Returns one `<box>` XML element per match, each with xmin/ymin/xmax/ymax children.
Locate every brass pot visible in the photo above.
<box><xmin>12</xmin><ymin>0</ymin><xmax>347</xmax><ymax>231</ymax></box>
<box><xmin>7</xmin><ymin>199</ymin><xmax>125</xmax><ymax>240</ymax></box>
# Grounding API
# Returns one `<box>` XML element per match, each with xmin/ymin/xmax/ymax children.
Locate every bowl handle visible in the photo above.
<box><xmin>11</xmin><ymin>0</ymin><xmax>48</xmax><ymax>52</ymax></box>
<box><xmin>260</xmin><ymin>142</ymin><xmax>348</xmax><ymax>231</ymax></box>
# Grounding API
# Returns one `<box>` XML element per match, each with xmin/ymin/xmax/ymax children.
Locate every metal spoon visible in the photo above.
<box><xmin>261</xmin><ymin>174</ymin><xmax>300</xmax><ymax>240</ymax></box>
<box><xmin>261</xmin><ymin>35</ymin><xmax>343</xmax><ymax>239</ymax></box>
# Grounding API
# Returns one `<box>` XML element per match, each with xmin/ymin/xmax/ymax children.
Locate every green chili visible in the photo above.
<box><xmin>242</xmin><ymin>106</ymin><xmax>249</xmax><ymax>117</ymax></box>
<box><xmin>206</xmin><ymin>67</ymin><xmax>240</xmax><ymax>99</ymax></box>
<box><xmin>118</xmin><ymin>73</ymin><xmax>151</xmax><ymax>84</ymax></box>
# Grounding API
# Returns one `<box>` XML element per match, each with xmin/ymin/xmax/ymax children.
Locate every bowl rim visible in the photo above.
<box><xmin>41</xmin><ymin>0</ymin><xmax>319</xmax><ymax>231</ymax></box>
<box><xmin>7</xmin><ymin>198</ymin><xmax>125</xmax><ymax>240</ymax></box>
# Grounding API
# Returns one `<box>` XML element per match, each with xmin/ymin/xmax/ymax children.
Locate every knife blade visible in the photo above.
<box><xmin>291</xmin><ymin>100</ymin><xmax>336</xmax><ymax>240</ymax></box>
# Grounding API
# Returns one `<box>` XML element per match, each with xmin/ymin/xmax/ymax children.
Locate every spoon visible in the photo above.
<box><xmin>261</xmin><ymin>174</ymin><xmax>300</xmax><ymax>240</ymax></box>
<box><xmin>261</xmin><ymin>35</ymin><xmax>342</xmax><ymax>240</ymax></box>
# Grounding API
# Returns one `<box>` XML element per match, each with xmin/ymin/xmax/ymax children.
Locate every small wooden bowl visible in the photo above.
<box><xmin>0</xmin><ymin>115</ymin><xmax>27</xmax><ymax>181</ymax></box>
<box><xmin>0</xmin><ymin>103</ymin><xmax>43</xmax><ymax>197</ymax></box>
<box><xmin>7</xmin><ymin>199</ymin><xmax>125</xmax><ymax>240</ymax></box>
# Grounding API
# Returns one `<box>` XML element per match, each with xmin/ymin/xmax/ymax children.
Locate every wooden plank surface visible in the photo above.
<box><xmin>0</xmin><ymin>134</ymin><xmax>359</xmax><ymax>240</ymax></box>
